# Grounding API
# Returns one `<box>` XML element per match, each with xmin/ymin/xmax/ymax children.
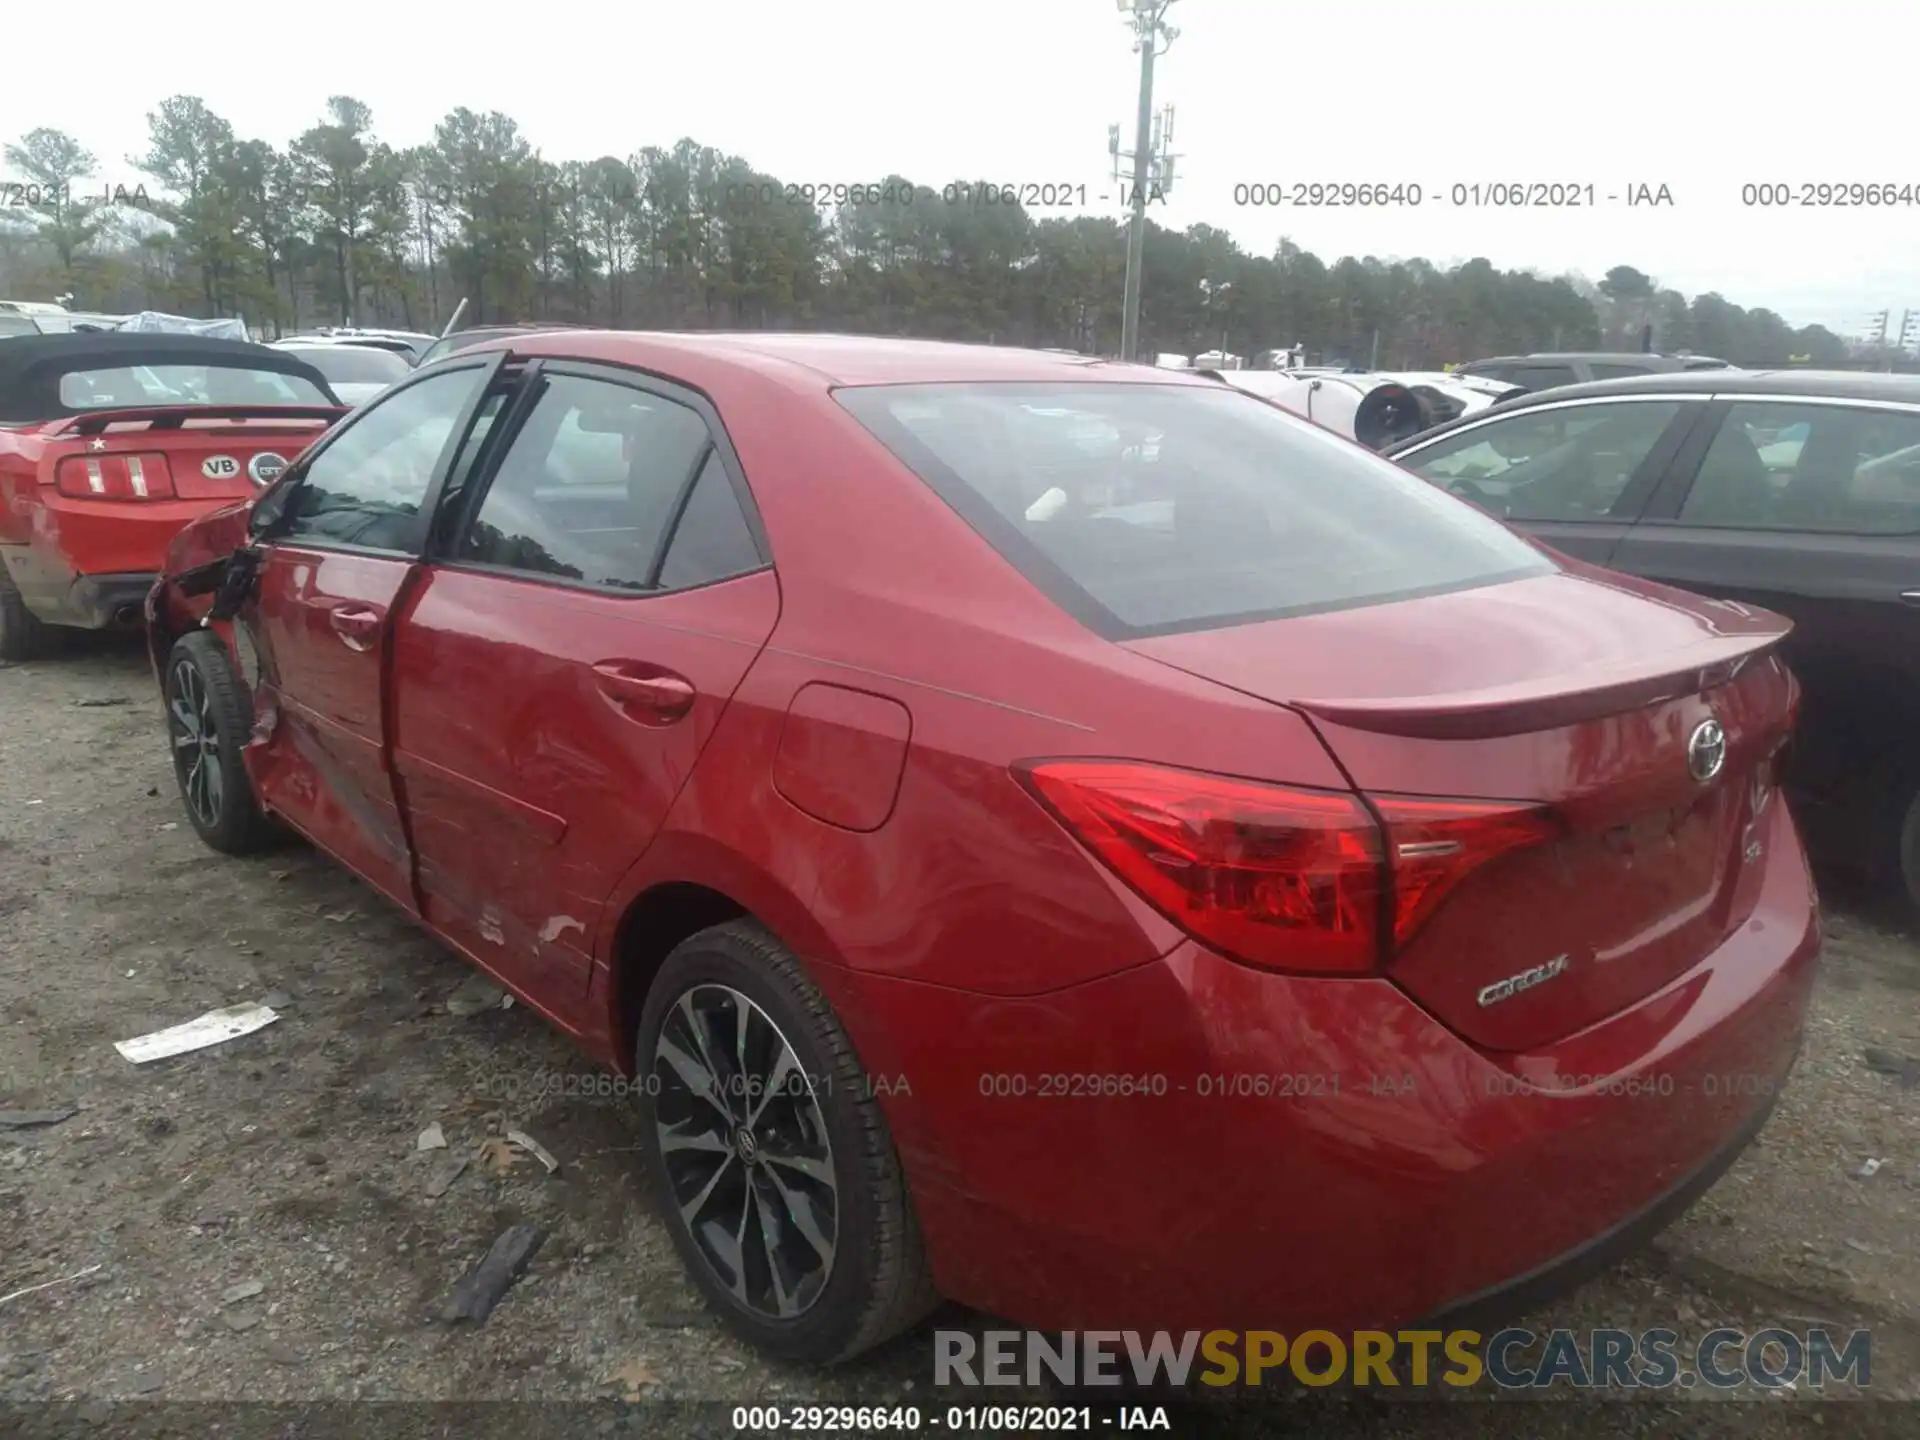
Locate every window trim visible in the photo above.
<box><xmin>1395</xmin><ymin>396</ymin><xmax>1705</xmax><ymax>525</ymax></box>
<box><xmin>255</xmin><ymin>352</ymin><xmax>507</xmax><ymax>559</ymax></box>
<box><xmin>1642</xmin><ymin>396</ymin><xmax>1920</xmax><ymax>537</ymax></box>
<box><xmin>429</xmin><ymin>357</ymin><xmax>772</xmax><ymax>600</ymax></box>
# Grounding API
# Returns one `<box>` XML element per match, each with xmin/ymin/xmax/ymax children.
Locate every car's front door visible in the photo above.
<box><xmin>388</xmin><ymin>361</ymin><xmax>777</xmax><ymax>1011</ymax></box>
<box><xmin>1609</xmin><ymin>397</ymin><xmax>1920</xmax><ymax>859</ymax></box>
<box><xmin>1392</xmin><ymin>394</ymin><xmax>1705</xmax><ymax>565</ymax></box>
<box><xmin>238</xmin><ymin>356</ymin><xmax>502</xmax><ymax>909</ymax></box>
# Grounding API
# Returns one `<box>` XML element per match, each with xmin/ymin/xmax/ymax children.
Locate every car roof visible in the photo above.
<box><xmin>1385</xmin><ymin>368</ymin><xmax>1920</xmax><ymax>454</ymax></box>
<box><xmin>1492</xmin><ymin>368</ymin><xmax>1920</xmax><ymax>404</ymax></box>
<box><xmin>0</xmin><ymin>332</ymin><xmax>337</xmax><ymax>421</ymax></box>
<box><xmin>1463</xmin><ymin>352</ymin><xmax>1727</xmax><ymax>366</ymax></box>
<box><xmin>465</xmin><ymin>329</ymin><xmax>1208</xmax><ymax>389</ymax></box>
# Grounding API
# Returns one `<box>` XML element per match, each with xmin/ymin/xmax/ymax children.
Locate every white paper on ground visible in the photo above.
<box><xmin>114</xmin><ymin>1003</ymin><xmax>280</xmax><ymax>1064</ymax></box>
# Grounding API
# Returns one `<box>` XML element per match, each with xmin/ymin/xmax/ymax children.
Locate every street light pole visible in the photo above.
<box><xmin>1118</xmin><ymin>0</ymin><xmax>1177</xmax><ymax>363</ymax></box>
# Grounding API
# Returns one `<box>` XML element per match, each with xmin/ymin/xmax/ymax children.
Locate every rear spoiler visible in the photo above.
<box><xmin>1293</xmin><ymin>631</ymin><xmax>1791</xmax><ymax>740</ymax></box>
<box><xmin>55</xmin><ymin>404</ymin><xmax>348</xmax><ymax>436</ymax></box>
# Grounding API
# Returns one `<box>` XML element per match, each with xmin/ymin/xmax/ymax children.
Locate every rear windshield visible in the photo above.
<box><xmin>836</xmin><ymin>381</ymin><xmax>1554</xmax><ymax>636</ymax></box>
<box><xmin>57</xmin><ymin>363</ymin><xmax>332</xmax><ymax>409</ymax></box>
<box><xmin>283</xmin><ymin>346</ymin><xmax>410</xmax><ymax>384</ymax></box>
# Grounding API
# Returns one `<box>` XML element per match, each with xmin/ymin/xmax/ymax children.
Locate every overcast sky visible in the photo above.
<box><xmin>3</xmin><ymin>0</ymin><xmax>1910</xmax><ymax>334</ymax></box>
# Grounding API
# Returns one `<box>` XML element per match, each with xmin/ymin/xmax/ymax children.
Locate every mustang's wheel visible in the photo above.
<box><xmin>164</xmin><ymin>631</ymin><xmax>275</xmax><ymax>854</ymax></box>
<box><xmin>0</xmin><ymin>563</ymin><xmax>52</xmax><ymax>663</ymax></box>
<box><xmin>636</xmin><ymin>920</ymin><xmax>938</xmax><ymax>1363</ymax></box>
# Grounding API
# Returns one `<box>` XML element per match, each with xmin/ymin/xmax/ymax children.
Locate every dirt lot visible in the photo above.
<box><xmin>3</xmin><ymin>637</ymin><xmax>1920</xmax><ymax>1438</ymax></box>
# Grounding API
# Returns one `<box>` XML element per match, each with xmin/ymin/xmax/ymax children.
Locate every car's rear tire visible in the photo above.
<box><xmin>0</xmin><ymin>564</ymin><xmax>53</xmax><ymax>662</ymax></box>
<box><xmin>1898</xmin><ymin>781</ymin><xmax>1920</xmax><ymax>925</ymax></box>
<box><xmin>164</xmin><ymin>631</ymin><xmax>275</xmax><ymax>855</ymax></box>
<box><xmin>635</xmin><ymin>920</ymin><xmax>939</xmax><ymax>1364</ymax></box>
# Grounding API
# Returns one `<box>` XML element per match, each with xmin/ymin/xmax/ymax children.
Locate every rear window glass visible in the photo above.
<box><xmin>284</xmin><ymin>346</ymin><xmax>409</xmax><ymax>384</ymax></box>
<box><xmin>58</xmin><ymin>364</ymin><xmax>332</xmax><ymax>409</ymax></box>
<box><xmin>836</xmin><ymin>381</ymin><xmax>1554</xmax><ymax>636</ymax></box>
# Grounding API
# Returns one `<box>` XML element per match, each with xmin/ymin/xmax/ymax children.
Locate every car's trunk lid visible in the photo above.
<box><xmin>40</xmin><ymin>407</ymin><xmax>341</xmax><ymax>500</ymax></box>
<box><xmin>1126</xmin><ymin>568</ymin><xmax>1798</xmax><ymax>1052</ymax></box>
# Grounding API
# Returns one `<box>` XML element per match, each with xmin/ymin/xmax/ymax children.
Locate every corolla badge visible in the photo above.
<box><xmin>1687</xmin><ymin>719</ymin><xmax>1727</xmax><ymax>783</ymax></box>
<box><xmin>1476</xmin><ymin>953</ymin><xmax>1569</xmax><ymax>1008</ymax></box>
<box><xmin>247</xmin><ymin>452</ymin><xmax>288</xmax><ymax>486</ymax></box>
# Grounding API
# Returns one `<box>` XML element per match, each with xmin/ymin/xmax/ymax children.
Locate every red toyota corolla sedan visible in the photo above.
<box><xmin>145</xmin><ymin>332</ymin><xmax>1818</xmax><ymax>1365</ymax></box>
<box><xmin>0</xmin><ymin>332</ymin><xmax>345</xmax><ymax>659</ymax></box>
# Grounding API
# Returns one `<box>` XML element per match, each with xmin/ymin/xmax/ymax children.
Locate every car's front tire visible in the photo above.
<box><xmin>0</xmin><ymin>563</ymin><xmax>53</xmax><ymax>662</ymax></box>
<box><xmin>164</xmin><ymin>631</ymin><xmax>275</xmax><ymax>855</ymax></box>
<box><xmin>635</xmin><ymin>920</ymin><xmax>939</xmax><ymax>1364</ymax></box>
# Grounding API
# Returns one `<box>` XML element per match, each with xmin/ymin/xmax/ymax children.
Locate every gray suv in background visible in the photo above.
<box><xmin>1457</xmin><ymin>351</ymin><xmax>1735</xmax><ymax>392</ymax></box>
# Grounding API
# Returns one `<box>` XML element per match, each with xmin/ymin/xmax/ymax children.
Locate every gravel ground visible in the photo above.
<box><xmin>2</xmin><ymin>637</ymin><xmax>1918</xmax><ymax>1438</ymax></box>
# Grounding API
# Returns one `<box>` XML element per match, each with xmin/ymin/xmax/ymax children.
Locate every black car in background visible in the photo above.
<box><xmin>1456</xmin><ymin>351</ymin><xmax>1735</xmax><ymax>391</ymax></box>
<box><xmin>1388</xmin><ymin>369</ymin><xmax>1920</xmax><ymax>914</ymax></box>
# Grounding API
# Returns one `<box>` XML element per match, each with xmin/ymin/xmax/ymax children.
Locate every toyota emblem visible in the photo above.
<box><xmin>1687</xmin><ymin>719</ymin><xmax>1727</xmax><ymax>783</ymax></box>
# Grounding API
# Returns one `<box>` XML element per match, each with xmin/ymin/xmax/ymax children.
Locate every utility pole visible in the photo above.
<box><xmin>1113</xmin><ymin>0</ymin><xmax>1180</xmax><ymax>362</ymax></box>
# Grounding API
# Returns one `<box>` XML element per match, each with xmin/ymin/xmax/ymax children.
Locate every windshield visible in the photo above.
<box><xmin>282</xmin><ymin>346</ymin><xmax>410</xmax><ymax>385</ymax></box>
<box><xmin>837</xmin><ymin>381</ymin><xmax>1554</xmax><ymax>636</ymax></box>
<box><xmin>57</xmin><ymin>363</ymin><xmax>332</xmax><ymax>409</ymax></box>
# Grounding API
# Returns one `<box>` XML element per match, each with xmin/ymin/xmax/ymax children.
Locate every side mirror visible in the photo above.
<box><xmin>248</xmin><ymin>466</ymin><xmax>299</xmax><ymax>537</ymax></box>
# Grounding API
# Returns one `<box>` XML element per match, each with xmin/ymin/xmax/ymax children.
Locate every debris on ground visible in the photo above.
<box><xmin>73</xmin><ymin>697</ymin><xmax>130</xmax><ymax>708</ymax></box>
<box><xmin>1863</xmin><ymin>1046</ymin><xmax>1920</xmax><ymax>1089</ymax></box>
<box><xmin>1857</xmin><ymin>1157</ymin><xmax>1886</xmax><ymax>1179</ymax></box>
<box><xmin>445</xmin><ymin>973</ymin><xmax>511</xmax><ymax>1017</ymax></box>
<box><xmin>259</xmin><ymin>989</ymin><xmax>293</xmax><ymax>1010</ymax></box>
<box><xmin>221</xmin><ymin>1309</ymin><xmax>262</xmax><ymax>1333</ymax></box>
<box><xmin>0</xmin><ymin>1264</ymin><xmax>102</xmax><ymax>1308</ymax></box>
<box><xmin>220</xmin><ymin>1279</ymin><xmax>264</xmax><ymax>1306</ymax></box>
<box><xmin>417</xmin><ymin>1123</ymin><xmax>447</xmax><ymax>1152</ymax></box>
<box><xmin>424</xmin><ymin>1152</ymin><xmax>470</xmax><ymax>1198</ymax></box>
<box><xmin>475</xmin><ymin>1138</ymin><xmax>521</xmax><ymax>1176</ymax></box>
<box><xmin>113</xmin><ymin>1002</ymin><xmax>279</xmax><ymax>1064</ymax></box>
<box><xmin>441</xmin><ymin>1224</ymin><xmax>545</xmax><ymax>1326</ymax></box>
<box><xmin>606</xmin><ymin>1356</ymin><xmax>660</xmax><ymax>1400</ymax></box>
<box><xmin>505</xmin><ymin>1128</ymin><xmax>559</xmax><ymax>1174</ymax></box>
<box><xmin>0</xmin><ymin>1108</ymin><xmax>76</xmax><ymax>1130</ymax></box>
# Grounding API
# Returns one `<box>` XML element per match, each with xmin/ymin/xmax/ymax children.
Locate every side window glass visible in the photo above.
<box><xmin>1681</xmin><ymin>403</ymin><xmax>1920</xmax><ymax>534</ymax></box>
<box><xmin>281</xmin><ymin>367</ymin><xmax>487</xmax><ymax>550</ymax></box>
<box><xmin>1587</xmin><ymin>362</ymin><xmax>1651</xmax><ymax>380</ymax></box>
<box><xmin>1401</xmin><ymin>402</ymin><xmax>1681</xmax><ymax>521</ymax></box>
<box><xmin>658</xmin><ymin>452</ymin><xmax>763</xmax><ymax>589</ymax></box>
<box><xmin>460</xmin><ymin>373</ymin><xmax>711</xmax><ymax>589</ymax></box>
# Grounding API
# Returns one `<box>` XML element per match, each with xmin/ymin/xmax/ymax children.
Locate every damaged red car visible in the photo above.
<box><xmin>0</xmin><ymin>332</ymin><xmax>343</xmax><ymax>659</ymax></box>
<box><xmin>146</xmin><ymin>332</ymin><xmax>1818</xmax><ymax>1365</ymax></box>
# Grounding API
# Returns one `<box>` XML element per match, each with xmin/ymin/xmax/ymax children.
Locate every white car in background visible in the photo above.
<box><xmin>269</xmin><ymin>339</ymin><xmax>411</xmax><ymax>405</ymax></box>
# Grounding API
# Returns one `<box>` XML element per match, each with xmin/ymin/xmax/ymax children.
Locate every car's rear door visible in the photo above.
<box><xmin>388</xmin><ymin>360</ymin><xmax>777</xmax><ymax>1008</ymax></box>
<box><xmin>1391</xmin><ymin>393</ymin><xmax>1708</xmax><ymax>565</ymax></box>
<box><xmin>238</xmin><ymin>354</ymin><xmax>503</xmax><ymax>910</ymax></box>
<box><xmin>1608</xmin><ymin>395</ymin><xmax>1920</xmax><ymax>851</ymax></box>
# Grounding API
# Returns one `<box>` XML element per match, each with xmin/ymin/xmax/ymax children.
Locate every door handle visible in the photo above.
<box><xmin>592</xmin><ymin>661</ymin><xmax>696</xmax><ymax>724</ymax></box>
<box><xmin>327</xmin><ymin>603</ymin><xmax>384</xmax><ymax>651</ymax></box>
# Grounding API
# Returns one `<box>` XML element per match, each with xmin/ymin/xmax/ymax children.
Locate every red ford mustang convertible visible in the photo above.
<box><xmin>146</xmin><ymin>332</ymin><xmax>1818</xmax><ymax>1364</ymax></box>
<box><xmin>0</xmin><ymin>331</ymin><xmax>344</xmax><ymax>660</ymax></box>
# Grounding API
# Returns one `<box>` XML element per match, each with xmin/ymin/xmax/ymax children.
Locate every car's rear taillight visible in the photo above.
<box><xmin>54</xmin><ymin>452</ymin><xmax>177</xmax><ymax>500</ymax></box>
<box><xmin>1019</xmin><ymin>761</ymin><xmax>1385</xmax><ymax>973</ymax></box>
<box><xmin>1018</xmin><ymin>759</ymin><xmax>1555</xmax><ymax>975</ymax></box>
<box><xmin>1370</xmin><ymin>795</ymin><xmax>1557</xmax><ymax>947</ymax></box>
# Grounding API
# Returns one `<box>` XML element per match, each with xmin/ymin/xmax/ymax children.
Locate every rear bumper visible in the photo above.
<box><xmin>820</xmin><ymin>800</ymin><xmax>1820</xmax><ymax>1334</ymax></box>
<box><xmin>2</xmin><ymin>493</ymin><xmax>233</xmax><ymax>629</ymax></box>
<box><xmin>1416</xmin><ymin>1077</ymin><xmax>1782</xmax><ymax>1333</ymax></box>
